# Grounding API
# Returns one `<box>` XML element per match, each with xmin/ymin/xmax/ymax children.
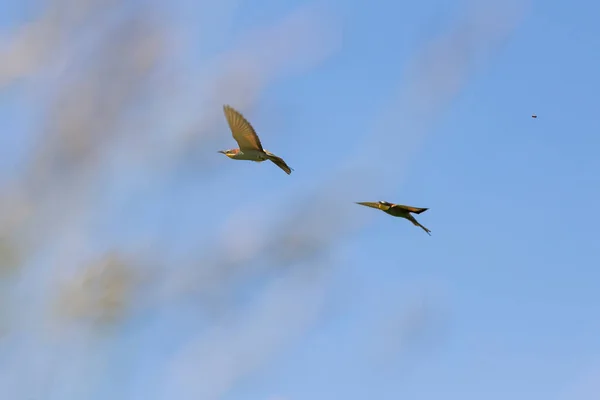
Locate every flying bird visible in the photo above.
<box><xmin>356</xmin><ymin>201</ymin><xmax>431</xmax><ymax>235</ymax></box>
<box><xmin>531</xmin><ymin>114</ymin><xmax>537</xmax><ymax>118</ymax></box>
<box><xmin>218</xmin><ymin>105</ymin><xmax>292</xmax><ymax>174</ymax></box>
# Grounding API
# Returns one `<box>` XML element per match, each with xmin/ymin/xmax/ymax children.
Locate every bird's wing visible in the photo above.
<box><xmin>393</xmin><ymin>204</ymin><xmax>428</xmax><ymax>214</ymax></box>
<box><xmin>356</xmin><ymin>202</ymin><xmax>390</xmax><ymax>211</ymax></box>
<box><xmin>223</xmin><ymin>105</ymin><xmax>264</xmax><ymax>151</ymax></box>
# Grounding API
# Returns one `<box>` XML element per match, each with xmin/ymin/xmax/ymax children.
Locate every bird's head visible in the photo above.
<box><xmin>218</xmin><ymin>149</ymin><xmax>238</xmax><ymax>158</ymax></box>
<box><xmin>378</xmin><ymin>201</ymin><xmax>392</xmax><ymax>207</ymax></box>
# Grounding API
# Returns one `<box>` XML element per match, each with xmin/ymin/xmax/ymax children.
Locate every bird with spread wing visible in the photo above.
<box><xmin>218</xmin><ymin>105</ymin><xmax>293</xmax><ymax>174</ymax></box>
<box><xmin>356</xmin><ymin>201</ymin><xmax>431</xmax><ymax>235</ymax></box>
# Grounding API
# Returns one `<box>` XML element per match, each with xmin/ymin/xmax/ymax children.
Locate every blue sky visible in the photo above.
<box><xmin>1</xmin><ymin>0</ymin><xmax>600</xmax><ymax>399</ymax></box>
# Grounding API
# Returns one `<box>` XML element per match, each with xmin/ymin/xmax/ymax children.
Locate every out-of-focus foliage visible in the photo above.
<box><xmin>0</xmin><ymin>0</ymin><xmax>527</xmax><ymax>398</ymax></box>
<box><xmin>54</xmin><ymin>252</ymin><xmax>136</xmax><ymax>326</ymax></box>
<box><xmin>0</xmin><ymin>236</ymin><xmax>20</xmax><ymax>276</ymax></box>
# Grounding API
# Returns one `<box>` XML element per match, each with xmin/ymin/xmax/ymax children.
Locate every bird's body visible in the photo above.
<box><xmin>219</xmin><ymin>105</ymin><xmax>292</xmax><ymax>174</ymax></box>
<box><xmin>356</xmin><ymin>201</ymin><xmax>431</xmax><ymax>235</ymax></box>
<box><xmin>219</xmin><ymin>148</ymin><xmax>267</xmax><ymax>161</ymax></box>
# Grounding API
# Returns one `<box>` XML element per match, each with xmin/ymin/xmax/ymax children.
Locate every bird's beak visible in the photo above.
<box><xmin>217</xmin><ymin>150</ymin><xmax>225</xmax><ymax>154</ymax></box>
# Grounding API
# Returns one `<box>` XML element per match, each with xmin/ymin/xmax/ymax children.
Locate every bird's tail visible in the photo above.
<box><xmin>407</xmin><ymin>215</ymin><xmax>431</xmax><ymax>236</ymax></box>
<box><xmin>265</xmin><ymin>153</ymin><xmax>293</xmax><ymax>175</ymax></box>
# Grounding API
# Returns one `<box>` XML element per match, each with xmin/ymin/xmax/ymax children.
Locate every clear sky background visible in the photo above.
<box><xmin>1</xmin><ymin>0</ymin><xmax>599</xmax><ymax>399</ymax></box>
